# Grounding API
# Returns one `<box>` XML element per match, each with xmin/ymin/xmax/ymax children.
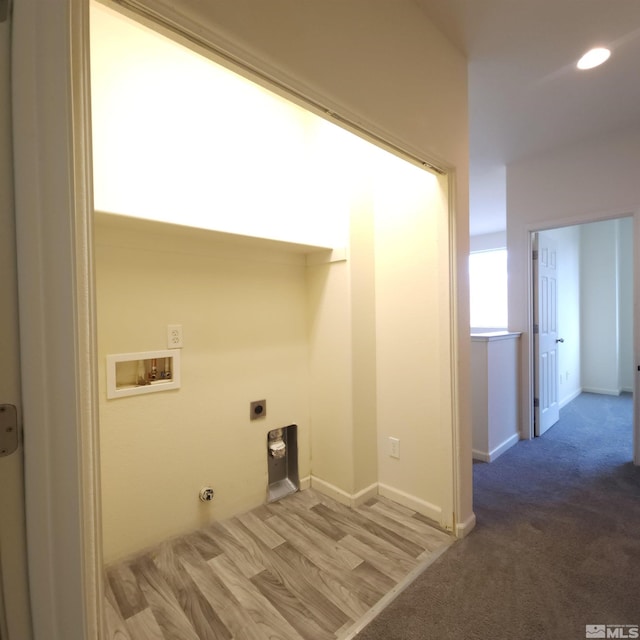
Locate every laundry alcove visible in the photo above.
<box><xmin>91</xmin><ymin>0</ymin><xmax>456</xmax><ymax>563</ymax></box>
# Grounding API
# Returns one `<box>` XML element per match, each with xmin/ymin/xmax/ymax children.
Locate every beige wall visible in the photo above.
<box><xmin>307</xmin><ymin>178</ymin><xmax>380</xmax><ymax>502</ymax></box>
<box><xmin>374</xmin><ymin>161</ymin><xmax>453</xmax><ymax>522</ymax></box>
<box><xmin>97</xmin><ymin>158</ymin><xmax>454</xmax><ymax>561</ymax></box>
<box><xmin>90</xmin><ymin>3</ymin><xmax>351</xmax><ymax>248</ymax></box>
<box><xmin>349</xmin><ymin>191</ymin><xmax>379</xmax><ymax>495</ymax></box>
<box><xmin>145</xmin><ymin>0</ymin><xmax>468</xmax><ymax>169</ymax></box>
<box><xmin>128</xmin><ymin>8</ymin><xmax>473</xmax><ymax>512</ymax></box>
<box><xmin>96</xmin><ymin>214</ymin><xmax>312</xmax><ymax>562</ymax></box>
<box><xmin>307</xmin><ymin>258</ymin><xmax>355</xmax><ymax>493</ymax></box>
<box><xmin>306</xmin><ymin>159</ymin><xmax>452</xmax><ymax>511</ymax></box>
<box><xmin>93</xmin><ymin>0</ymin><xmax>474</xmax><ymax>555</ymax></box>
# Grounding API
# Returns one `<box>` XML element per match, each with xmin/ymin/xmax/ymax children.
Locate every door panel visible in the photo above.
<box><xmin>0</xmin><ymin>13</ymin><xmax>33</xmax><ymax>640</ymax></box>
<box><xmin>534</xmin><ymin>232</ymin><xmax>560</xmax><ymax>436</ymax></box>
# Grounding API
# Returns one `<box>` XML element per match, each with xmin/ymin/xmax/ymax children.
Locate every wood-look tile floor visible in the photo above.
<box><xmin>104</xmin><ymin>489</ymin><xmax>452</xmax><ymax>640</ymax></box>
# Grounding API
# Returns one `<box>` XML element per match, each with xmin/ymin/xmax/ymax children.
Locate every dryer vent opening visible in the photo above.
<box><xmin>267</xmin><ymin>425</ymin><xmax>299</xmax><ymax>502</ymax></box>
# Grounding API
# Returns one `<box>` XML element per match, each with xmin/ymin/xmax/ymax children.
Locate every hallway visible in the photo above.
<box><xmin>356</xmin><ymin>393</ymin><xmax>640</xmax><ymax>639</ymax></box>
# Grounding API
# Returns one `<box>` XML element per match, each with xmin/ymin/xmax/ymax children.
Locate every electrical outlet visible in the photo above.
<box><xmin>250</xmin><ymin>400</ymin><xmax>266</xmax><ymax>420</ymax></box>
<box><xmin>389</xmin><ymin>437</ymin><xmax>400</xmax><ymax>459</ymax></box>
<box><xmin>167</xmin><ymin>324</ymin><xmax>183</xmax><ymax>349</ymax></box>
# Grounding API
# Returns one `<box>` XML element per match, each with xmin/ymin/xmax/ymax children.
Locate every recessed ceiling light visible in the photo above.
<box><xmin>577</xmin><ymin>47</ymin><xmax>611</xmax><ymax>70</ymax></box>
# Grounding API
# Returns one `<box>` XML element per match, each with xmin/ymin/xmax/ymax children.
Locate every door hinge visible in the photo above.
<box><xmin>533</xmin><ymin>323</ymin><xmax>539</xmax><ymax>334</ymax></box>
<box><xmin>533</xmin><ymin>397</ymin><xmax>540</xmax><ymax>408</ymax></box>
<box><xmin>0</xmin><ymin>404</ymin><xmax>18</xmax><ymax>457</ymax></box>
<box><xmin>532</xmin><ymin>249</ymin><xmax>538</xmax><ymax>260</ymax></box>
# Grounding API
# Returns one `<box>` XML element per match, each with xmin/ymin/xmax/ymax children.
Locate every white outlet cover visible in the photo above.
<box><xmin>389</xmin><ymin>437</ymin><xmax>400</xmax><ymax>459</ymax></box>
<box><xmin>167</xmin><ymin>324</ymin><xmax>183</xmax><ymax>349</ymax></box>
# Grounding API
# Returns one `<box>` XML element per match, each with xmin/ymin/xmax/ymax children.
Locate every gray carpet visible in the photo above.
<box><xmin>355</xmin><ymin>392</ymin><xmax>640</xmax><ymax>640</ymax></box>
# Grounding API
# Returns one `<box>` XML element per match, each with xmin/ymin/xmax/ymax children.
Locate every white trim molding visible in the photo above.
<box><xmin>351</xmin><ymin>482</ymin><xmax>380</xmax><ymax>507</ymax></box>
<box><xmin>559</xmin><ymin>388</ymin><xmax>582</xmax><ymax>410</ymax></box>
<box><xmin>377</xmin><ymin>483</ymin><xmax>442</xmax><ymax>525</ymax></box>
<box><xmin>310</xmin><ymin>477</ymin><xmax>445</xmax><ymax>522</ymax></box>
<box><xmin>12</xmin><ymin>0</ymin><xmax>102</xmax><ymax>638</ymax></box>
<box><xmin>581</xmin><ymin>387</ymin><xmax>624</xmax><ymax>396</ymax></box>
<box><xmin>472</xmin><ymin>433</ymin><xmax>520</xmax><ymax>463</ymax></box>
<box><xmin>310</xmin><ymin>476</ymin><xmax>352</xmax><ymax>506</ymax></box>
<box><xmin>310</xmin><ymin>477</ymin><xmax>379</xmax><ymax>509</ymax></box>
<box><xmin>455</xmin><ymin>512</ymin><xmax>477</xmax><ymax>538</ymax></box>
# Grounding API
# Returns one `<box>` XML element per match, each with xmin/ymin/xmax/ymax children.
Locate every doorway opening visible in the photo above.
<box><xmin>10</xmin><ymin>0</ymin><xmax>467</xmax><ymax>635</ymax></box>
<box><xmin>530</xmin><ymin>217</ymin><xmax>634</xmax><ymax>458</ymax></box>
<box><xmin>91</xmin><ymin>0</ymin><xmax>457</xmax><ymax>567</ymax></box>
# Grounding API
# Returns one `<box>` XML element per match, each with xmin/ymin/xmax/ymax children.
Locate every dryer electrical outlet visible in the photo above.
<box><xmin>250</xmin><ymin>400</ymin><xmax>266</xmax><ymax>420</ymax></box>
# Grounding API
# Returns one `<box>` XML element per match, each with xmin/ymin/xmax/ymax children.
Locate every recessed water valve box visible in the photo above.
<box><xmin>250</xmin><ymin>399</ymin><xmax>266</xmax><ymax>420</ymax></box>
<box><xmin>106</xmin><ymin>349</ymin><xmax>181</xmax><ymax>399</ymax></box>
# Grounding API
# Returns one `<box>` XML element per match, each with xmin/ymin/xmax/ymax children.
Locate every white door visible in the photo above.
<box><xmin>533</xmin><ymin>232</ymin><xmax>561</xmax><ymax>436</ymax></box>
<box><xmin>0</xmin><ymin>11</ymin><xmax>33</xmax><ymax>640</ymax></box>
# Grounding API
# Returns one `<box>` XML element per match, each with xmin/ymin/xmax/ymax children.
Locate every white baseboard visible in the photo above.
<box><xmin>351</xmin><ymin>482</ymin><xmax>379</xmax><ymax>507</ymax></box>
<box><xmin>472</xmin><ymin>449</ymin><xmax>490</xmax><ymax>462</ymax></box>
<box><xmin>582</xmin><ymin>387</ymin><xmax>621</xmax><ymax>396</ymax></box>
<box><xmin>455</xmin><ymin>511</ymin><xmax>476</xmax><ymax>538</ymax></box>
<box><xmin>309</xmin><ymin>477</ymin><xmax>443</xmax><ymax>525</ymax></box>
<box><xmin>309</xmin><ymin>476</ymin><xmax>378</xmax><ymax>508</ymax></box>
<box><xmin>472</xmin><ymin>432</ymin><xmax>519</xmax><ymax>463</ymax></box>
<box><xmin>377</xmin><ymin>483</ymin><xmax>442</xmax><ymax>523</ymax></box>
<box><xmin>299</xmin><ymin>475</ymin><xmax>311</xmax><ymax>491</ymax></box>
<box><xmin>310</xmin><ymin>476</ymin><xmax>352</xmax><ymax>506</ymax></box>
<box><xmin>559</xmin><ymin>387</ymin><xmax>582</xmax><ymax>409</ymax></box>
<box><xmin>490</xmin><ymin>433</ymin><xmax>520</xmax><ymax>460</ymax></box>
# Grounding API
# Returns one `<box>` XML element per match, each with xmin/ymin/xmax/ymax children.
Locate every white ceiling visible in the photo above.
<box><xmin>415</xmin><ymin>0</ymin><xmax>640</xmax><ymax>236</ymax></box>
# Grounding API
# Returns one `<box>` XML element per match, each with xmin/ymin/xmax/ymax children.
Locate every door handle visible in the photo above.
<box><xmin>0</xmin><ymin>405</ymin><xmax>18</xmax><ymax>457</ymax></box>
<box><xmin>556</xmin><ymin>338</ymin><xmax>565</xmax><ymax>344</ymax></box>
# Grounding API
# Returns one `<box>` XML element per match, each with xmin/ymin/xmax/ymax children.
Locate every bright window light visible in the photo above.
<box><xmin>469</xmin><ymin>249</ymin><xmax>508</xmax><ymax>329</ymax></box>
